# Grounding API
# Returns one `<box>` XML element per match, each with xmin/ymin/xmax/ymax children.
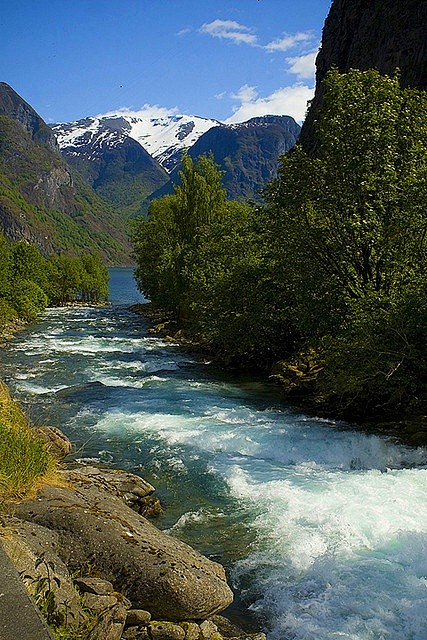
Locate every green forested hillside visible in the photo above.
<box><xmin>61</xmin><ymin>134</ymin><xmax>169</xmax><ymax>218</ymax></box>
<box><xmin>0</xmin><ymin>115</ymin><xmax>131</xmax><ymax>263</ymax></box>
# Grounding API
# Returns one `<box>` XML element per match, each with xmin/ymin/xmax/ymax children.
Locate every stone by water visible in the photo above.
<box><xmin>1</xmin><ymin>267</ymin><xmax>427</xmax><ymax>640</ymax></box>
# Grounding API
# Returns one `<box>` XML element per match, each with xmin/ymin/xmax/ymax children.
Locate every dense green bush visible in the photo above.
<box><xmin>11</xmin><ymin>279</ymin><xmax>49</xmax><ymax>321</ymax></box>
<box><xmin>0</xmin><ymin>233</ymin><xmax>110</xmax><ymax>332</ymax></box>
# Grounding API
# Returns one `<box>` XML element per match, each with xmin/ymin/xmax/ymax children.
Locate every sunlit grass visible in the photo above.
<box><xmin>0</xmin><ymin>381</ymin><xmax>58</xmax><ymax>505</ymax></box>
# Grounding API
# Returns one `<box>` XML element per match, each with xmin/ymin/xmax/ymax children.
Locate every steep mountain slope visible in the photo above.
<box><xmin>0</xmin><ymin>83</ymin><xmax>131</xmax><ymax>263</ymax></box>
<box><xmin>54</xmin><ymin>118</ymin><xmax>169</xmax><ymax>217</ymax></box>
<box><xmin>53</xmin><ymin>112</ymin><xmax>300</xmax><ymax>208</ymax></box>
<box><xmin>151</xmin><ymin>115</ymin><xmax>301</xmax><ymax>202</ymax></box>
<box><xmin>0</xmin><ymin>81</ymin><xmax>58</xmax><ymax>152</ymax></box>
<box><xmin>300</xmin><ymin>0</ymin><xmax>427</xmax><ymax>150</ymax></box>
<box><xmin>185</xmin><ymin>115</ymin><xmax>300</xmax><ymax>200</ymax></box>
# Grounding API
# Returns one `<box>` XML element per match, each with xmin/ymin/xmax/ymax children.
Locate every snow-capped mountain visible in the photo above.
<box><xmin>51</xmin><ymin>108</ymin><xmax>300</xmax><ymax>213</ymax></box>
<box><xmin>151</xmin><ymin>115</ymin><xmax>301</xmax><ymax>203</ymax></box>
<box><xmin>52</xmin><ymin>110</ymin><xmax>222</xmax><ymax>173</ymax></box>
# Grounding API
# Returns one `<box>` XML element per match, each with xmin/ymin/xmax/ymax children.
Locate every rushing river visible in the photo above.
<box><xmin>1</xmin><ymin>267</ymin><xmax>427</xmax><ymax>639</ymax></box>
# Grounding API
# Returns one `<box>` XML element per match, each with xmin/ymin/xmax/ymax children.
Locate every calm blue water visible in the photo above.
<box><xmin>1</xmin><ymin>267</ymin><xmax>427</xmax><ymax>639</ymax></box>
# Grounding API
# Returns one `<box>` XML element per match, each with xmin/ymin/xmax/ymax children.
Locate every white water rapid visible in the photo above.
<box><xmin>1</xmin><ymin>268</ymin><xmax>427</xmax><ymax>640</ymax></box>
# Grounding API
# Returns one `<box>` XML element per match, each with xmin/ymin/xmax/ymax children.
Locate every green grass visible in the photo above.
<box><xmin>0</xmin><ymin>382</ymin><xmax>57</xmax><ymax>504</ymax></box>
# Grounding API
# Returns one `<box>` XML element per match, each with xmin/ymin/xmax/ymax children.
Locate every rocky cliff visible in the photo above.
<box><xmin>0</xmin><ymin>81</ymin><xmax>59</xmax><ymax>152</ymax></box>
<box><xmin>300</xmin><ymin>0</ymin><xmax>427</xmax><ymax>150</ymax></box>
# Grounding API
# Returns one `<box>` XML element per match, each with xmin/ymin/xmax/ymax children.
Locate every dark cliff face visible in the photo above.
<box><xmin>300</xmin><ymin>0</ymin><xmax>427</xmax><ymax>150</ymax></box>
<box><xmin>0</xmin><ymin>82</ymin><xmax>59</xmax><ymax>152</ymax></box>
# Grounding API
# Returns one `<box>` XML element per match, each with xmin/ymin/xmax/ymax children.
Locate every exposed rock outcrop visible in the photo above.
<box><xmin>10</xmin><ymin>466</ymin><xmax>234</xmax><ymax>621</ymax></box>
<box><xmin>33</xmin><ymin>425</ymin><xmax>73</xmax><ymax>460</ymax></box>
<box><xmin>300</xmin><ymin>0</ymin><xmax>427</xmax><ymax>150</ymax></box>
<box><xmin>0</xmin><ymin>82</ymin><xmax>59</xmax><ymax>152</ymax></box>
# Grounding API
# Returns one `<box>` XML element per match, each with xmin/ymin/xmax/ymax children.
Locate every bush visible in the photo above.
<box><xmin>11</xmin><ymin>279</ymin><xmax>48</xmax><ymax>321</ymax></box>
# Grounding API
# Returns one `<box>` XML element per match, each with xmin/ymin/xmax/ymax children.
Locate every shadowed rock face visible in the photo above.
<box><xmin>300</xmin><ymin>0</ymin><xmax>427</xmax><ymax>151</ymax></box>
<box><xmin>12</xmin><ymin>467</ymin><xmax>234</xmax><ymax>621</ymax></box>
<box><xmin>0</xmin><ymin>82</ymin><xmax>59</xmax><ymax>152</ymax></box>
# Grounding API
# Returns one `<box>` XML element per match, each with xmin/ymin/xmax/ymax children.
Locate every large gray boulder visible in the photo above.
<box><xmin>12</xmin><ymin>466</ymin><xmax>233</xmax><ymax>621</ymax></box>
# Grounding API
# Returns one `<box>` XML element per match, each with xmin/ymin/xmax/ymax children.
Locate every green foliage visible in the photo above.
<box><xmin>133</xmin><ymin>69</ymin><xmax>427</xmax><ymax>421</ymax></box>
<box><xmin>11</xmin><ymin>279</ymin><xmax>49</xmax><ymax>321</ymax></box>
<box><xmin>133</xmin><ymin>152</ymin><xmax>227</xmax><ymax>317</ymax></box>
<box><xmin>24</xmin><ymin>555</ymin><xmax>100</xmax><ymax>639</ymax></box>
<box><xmin>186</xmin><ymin>202</ymin><xmax>296</xmax><ymax>365</ymax></box>
<box><xmin>265</xmin><ymin>68</ymin><xmax>427</xmax><ymax>417</ymax></box>
<box><xmin>79</xmin><ymin>253</ymin><xmax>109</xmax><ymax>303</ymax></box>
<box><xmin>0</xmin><ymin>116</ymin><xmax>131</xmax><ymax>264</ymax></box>
<box><xmin>45</xmin><ymin>254</ymin><xmax>109</xmax><ymax>306</ymax></box>
<box><xmin>0</xmin><ymin>230</ymin><xmax>109</xmax><ymax>331</ymax></box>
<box><xmin>31</xmin><ymin>556</ymin><xmax>63</xmax><ymax>627</ymax></box>
<box><xmin>0</xmin><ymin>232</ymin><xmax>11</xmax><ymax>299</ymax></box>
<box><xmin>0</xmin><ymin>421</ymin><xmax>53</xmax><ymax>502</ymax></box>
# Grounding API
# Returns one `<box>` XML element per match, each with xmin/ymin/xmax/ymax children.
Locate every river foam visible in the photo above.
<box><xmin>1</xmin><ymin>272</ymin><xmax>426</xmax><ymax>640</ymax></box>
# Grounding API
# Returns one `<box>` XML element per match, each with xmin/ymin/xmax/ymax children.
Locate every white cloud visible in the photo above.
<box><xmin>225</xmin><ymin>84</ymin><xmax>314</xmax><ymax>124</ymax></box>
<box><xmin>286</xmin><ymin>50</ymin><xmax>318</xmax><ymax>80</ymax></box>
<box><xmin>265</xmin><ymin>31</ymin><xmax>313</xmax><ymax>52</ymax></box>
<box><xmin>231</xmin><ymin>84</ymin><xmax>258</xmax><ymax>103</ymax></box>
<box><xmin>177</xmin><ymin>28</ymin><xmax>192</xmax><ymax>37</ymax></box>
<box><xmin>200</xmin><ymin>19</ymin><xmax>258</xmax><ymax>46</ymax></box>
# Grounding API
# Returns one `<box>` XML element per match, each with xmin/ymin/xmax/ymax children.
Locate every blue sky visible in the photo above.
<box><xmin>2</xmin><ymin>0</ymin><xmax>332</xmax><ymax>124</ymax></box>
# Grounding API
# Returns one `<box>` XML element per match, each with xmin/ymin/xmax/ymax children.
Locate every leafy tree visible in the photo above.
<box><xmin>133</xmin><ymin>153</ymin><xmax>227</xmax><ymax>317</ymax></box>
<box><xmin>266</xmin><ymin>68</ymin><xmax>427</xmax><ymax>416</ymax></box>
<box><xmin>46</xmin><ymin>254</ymin><xmax>109</xmax><ymax>305</ymax></box>
<box><xmin>9</xmin><ymin>241</ymin><xmax>48</xmax><ymax>290</ymax></box>
<box><xmin>12</xmin><ymin>279</ymin><xmax>48</xmax><ymax>321</ymax></box>
<box><xmin>45</xmin><ymin>255</ymin><xmax>84</xmax><ymax>305</ymax></box>
<box><xmin>79</xmin><ymin>253</ymin><xmax>109</xmax><ymax>303</ymax></box>
<box><xmin>0</xmin><ymin>231</ymin><xmax>12</xmax><ymax>299</ymax></box>
<box><xmin>187</xmin><ymin>202</ymin><xmax>297</xmax><ymax>365</ymax></box>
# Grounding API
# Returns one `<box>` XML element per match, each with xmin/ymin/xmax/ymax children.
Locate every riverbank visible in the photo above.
<box><xmin>3</xmin><ymin>289</ymin><xmax>427</xmax><ymax>639</ymax></box>
<box><xmin>130</xmin><ymin>303</ymin><xmax>427</xmax><ymax>448</ymax></box>
<box><xmin>0</xmin><ymin>379</ymin><xmax>265</xmax><ymax>639</ymax></box>
<box><xmin>0</xmin><ymin>318</ymin><xmax>27</xmax><ymax>346</ymax></box>
<box><xmin>0</xmin><ymin>298</ymin><xmax>261</xmax><ymax>638</ymax></box>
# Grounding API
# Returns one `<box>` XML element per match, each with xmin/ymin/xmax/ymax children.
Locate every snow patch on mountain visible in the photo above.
<box><xmin>53</xmin><ymin>107</ymin><xmax>222</xmax><ymax>172</ymax></box>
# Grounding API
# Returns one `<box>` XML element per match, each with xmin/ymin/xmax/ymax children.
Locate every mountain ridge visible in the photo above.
<box><xmin>52</xmin><ymin>110</ymin><xmax>221</xmax><ymax>174</ymax></box>
<box><xmin>156</xmin><ymin>114</ymin><xmax>301</xmax><ymax>202</ymax></box>
<box><xmin>54</xmin><ymin>112</ymin><xmax>301</xmax><ymax>206</ymax></box>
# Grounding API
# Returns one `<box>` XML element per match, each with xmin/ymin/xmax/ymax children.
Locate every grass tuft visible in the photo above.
<box><xmin>0</xmin><ymin>381</ymin><xmax>58</xmax><ymax>505</ymax></box>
